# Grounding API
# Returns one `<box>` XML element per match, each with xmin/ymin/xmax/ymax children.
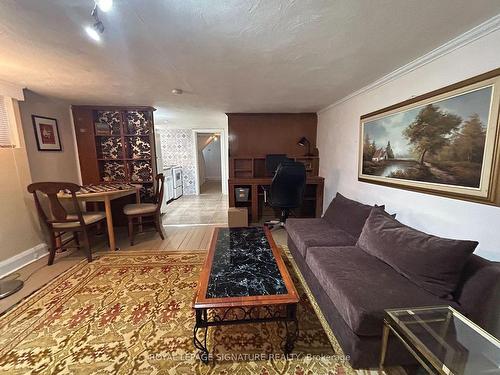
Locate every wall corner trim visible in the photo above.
<box><xmin>0</xmin><ymin>243</ymin><xmax>48</xmax><ymax>279</ymax></box>
<box><xmin>318</xmin><ymin>14</ymin><xmax>500</xmax><ymax>114</ymax></box>
<box><xmin>0</xmin><ymin>80</ymin><xmax>25</xmax><ymax>101</ymax></box>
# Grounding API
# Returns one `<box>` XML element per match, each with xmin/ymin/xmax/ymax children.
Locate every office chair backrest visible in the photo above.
<box><xmin>269</xmin><ymin>161</ymin><xmax>307</xmax><ymax>208</ymax></box>
<box><xmin>265</xmin><ymin>154</ymin><xmax>292</xmax><ymax>176</ymax></box>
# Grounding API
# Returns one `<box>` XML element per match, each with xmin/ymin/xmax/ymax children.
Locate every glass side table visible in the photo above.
<box><xmin>380</xmin><ymin>306</ymin><xmax>500</xmax><ymax>375</ymax></box>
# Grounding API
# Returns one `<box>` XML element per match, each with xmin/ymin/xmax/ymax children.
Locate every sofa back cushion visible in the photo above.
<box><xmin>357</xmin><ymin>208</ymin><xmax>478</xmax><ymax>299</ymax></box>
<box><xmin>322</xmin><ymin>193</ymin><xmax>374</xmax><ymax>238</ymax></box>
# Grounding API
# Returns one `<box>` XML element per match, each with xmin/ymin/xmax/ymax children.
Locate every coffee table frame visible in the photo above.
<box><xmin>193</xmin><ymin>227</ymin><xmax>300</xmax><ymax>363</ymax></box>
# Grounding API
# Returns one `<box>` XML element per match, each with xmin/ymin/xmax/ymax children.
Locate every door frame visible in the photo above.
<box><xmin>192</xmin><ymin>128</ymin><xmax>228</xmax><ymax>195</ymax></box>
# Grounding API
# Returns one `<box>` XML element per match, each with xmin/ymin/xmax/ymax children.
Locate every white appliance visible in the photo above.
<box><xmin>161</xmin><ymin>167</ymin><xmax>174</xmax><ymax>213</ymax></box>
<box><xmin>154</xmin><ymin>132</ymin><xmax>163</xmax><ymax>175</ymax></box>
<box><xmin>155</xmin><ymin>133</ymin><xmax>175</xmax><ymax>213</ymax></box>
<box><xmin>165</xmin><ymin>167</ymin><xmax>175</xmax><ymax>200</ymax></box>
<box><xmin>173</xmin><ymin>166</ymin><xmax>183</xmax><ymax>199</ymax></box>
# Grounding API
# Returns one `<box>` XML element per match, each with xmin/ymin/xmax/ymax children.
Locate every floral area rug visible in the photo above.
<box><xmin>0</xmin><ymin>250</ymin><xmax>356</xmax><ymax>374</ymax></box>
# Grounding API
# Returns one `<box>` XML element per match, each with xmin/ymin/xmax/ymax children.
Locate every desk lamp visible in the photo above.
<box><xmin>297</xmin><ymin>137</ymin><xmax>313</xmax><ymax>156</ymax></box>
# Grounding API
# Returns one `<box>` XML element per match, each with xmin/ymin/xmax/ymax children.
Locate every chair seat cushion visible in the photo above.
<box><xmin>52</xmin><ymin>212</ymin><xmax>106</xmax><ymax>229</ymax></box>
<box><xmin>285</xmin><ymin>218</ymin><xmax>356</xmax><ymax>257</ymax></box>
<box><xmin>306</xmin><ymin>246</ymin><xmax>455</xmax><ymax>336</ymax></box>
<box><xmin>123</xmin><ymin>203</ymin><xmax>157</xmax><ymax>216</ymax></box>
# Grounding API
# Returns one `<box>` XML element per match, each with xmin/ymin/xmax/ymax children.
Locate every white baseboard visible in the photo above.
<box><xmin>0</xmin><ymin>243</ymin><xmax>48</xmax><ymax>279</ymax></box>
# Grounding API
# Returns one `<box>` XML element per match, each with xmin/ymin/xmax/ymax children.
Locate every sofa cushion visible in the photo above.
<box><xmin>357</xmin><ymin>208</ymin><xmax>477</xmax><ymax>299</ymax></box>
<box><xmin>322</xmin><ymin>193</ymin><xmax>374</xmax><ymax>238</ymax></box>
<box><xmin>306</xmin><ymin>246</ymin><xmax>455</xmax><ymax>336</ymax></box>
<box><xmin>286</xmin><ymin>218</ymin><xmax>356</xmax><ymax>257</ymax></box>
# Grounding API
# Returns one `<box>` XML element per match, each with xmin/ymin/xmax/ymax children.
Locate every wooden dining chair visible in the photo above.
<box><xmin>27</xmin><ymin>182</ymin><xmax>106</xmax><ymax>265</ymax></box>
<box><xmin>124</xmin><ymin>173</ymin><xmax>165</xmax><ymax>245</ymax></box>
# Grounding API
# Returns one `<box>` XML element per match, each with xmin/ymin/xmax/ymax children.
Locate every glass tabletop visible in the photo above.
<box><xmin>386</xmin><ymin>306</ymin><xmax>500</xmax><ymax>375</ymax></box>
<box><xmin>205</xmin><ymin>227</ymin><xmax>288</xmax><ymax>299</ymax></box>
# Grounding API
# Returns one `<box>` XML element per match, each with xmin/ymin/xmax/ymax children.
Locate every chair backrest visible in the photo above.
<box><xmin>27</xmin><ymin>182</ymin><xmax>84</xmax><ymax>228</ymax></box>
<box><xmin>154</xmin><ymin>173</ymin><xmax>165</xmax><ymax>208</ymax></box>
<box><xmin>265</xmin><ymin>154</ymin><xmax>292</xmax><ymax>176</ymax></box>
<box><xmin>269</xmin><ymin>161</ymin><xmax>307</xmax><ymax>209</ymax></box>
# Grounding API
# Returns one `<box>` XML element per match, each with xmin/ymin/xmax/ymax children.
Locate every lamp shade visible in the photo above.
<box><xmin>297</xmin><ymin>137</ymin><xmax>309</xmax><ymax>147</ymax></box>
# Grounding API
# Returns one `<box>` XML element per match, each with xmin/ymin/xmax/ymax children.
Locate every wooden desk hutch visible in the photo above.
<box><xmin>229</xmin><ymin>156</ymin><xmax>324</xmax><ymax>222</ymax></box>
<box><xmin>227</xmin><ymin>113</ymin><xmax>325</xmax><ymax>223</ymax></box>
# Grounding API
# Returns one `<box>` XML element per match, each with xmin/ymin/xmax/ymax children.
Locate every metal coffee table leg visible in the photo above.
<box><xmin>193</xmin><ymin>308</ymin><xmax>209</xmax><ymax>363</ymax></box>
<box><xmin>284</xmin><ymin>303</ymin><xmax>299</xmax><ymax>356</ymax></box>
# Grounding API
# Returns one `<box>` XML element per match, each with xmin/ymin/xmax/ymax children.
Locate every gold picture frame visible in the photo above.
<box><xmin>358</xmin><ymin>69</ymin><xmax>500</xmax><ymax>205</ymax></box>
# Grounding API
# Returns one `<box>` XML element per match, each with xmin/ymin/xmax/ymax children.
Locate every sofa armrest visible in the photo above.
<box><xmin>454</xmin><ymin>255</ymin><xmax>500</xmax><ymax>337</ymax></box>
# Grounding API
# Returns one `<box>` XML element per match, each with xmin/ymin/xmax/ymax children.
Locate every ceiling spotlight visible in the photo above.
<box><xmin>95</xmin><ymin>0</ymin><xmax>113</xmax><ymax>12</ymax></box>
<box><xmin>172</xmin><ymin>89</ymin><xmax>183</xmax><ymax>95</ymax></box>
<box><xmin>85</xmin><ymin>2</ymin><xmax>105</xmax><ymax>42</ymax></box>
<box><xmin>85</xmin><ymin>25</ymin><xmax>101</xmax><ymax>42</ymax></box>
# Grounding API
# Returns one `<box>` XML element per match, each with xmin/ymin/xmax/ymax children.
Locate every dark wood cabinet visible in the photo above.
<box><xmin>226</xmin><ymin>113</ymin><xmax>324</xmax><ymax>223</ymax></box>
<box><xmin>72</xmin><ymin>106</ymin><xmax>157</xmax><ymax>202</ymax></box>
<box><xmin>230</xmin><ymin>156</ymin><xmax>319</xmax><ymax>178</ymax></box>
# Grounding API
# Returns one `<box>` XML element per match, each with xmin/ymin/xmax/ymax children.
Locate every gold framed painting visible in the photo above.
<box><xmin>358</xmin><ymin>69</ymin><xmax>500</xmax><ymax>205</ymax></box>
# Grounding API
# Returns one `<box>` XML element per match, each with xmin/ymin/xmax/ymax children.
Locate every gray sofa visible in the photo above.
<box><xmin>286</xmin><ymin>193</ymin><xmax>500</xmax><ymax>369</ymax></box>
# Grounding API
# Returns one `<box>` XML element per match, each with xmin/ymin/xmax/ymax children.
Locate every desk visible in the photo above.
<box><xmin>59</xmin><ymin>185</ymin><xmax>141</xmax><ymax>250</ymax></box>
<box><xmin>228</xmin><ymin>176</ymin><xmax>324</xmax><ymax>222</ymax></box>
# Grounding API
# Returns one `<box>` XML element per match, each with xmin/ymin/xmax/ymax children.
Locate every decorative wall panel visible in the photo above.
<box><xmin>159</xmin><ymin>129</ymin><xmax>196</xmax><ymax>195</ymax></box>
<box><xmin>95</xmin><ymin>111</ymin><xmax>121</xmax><ymax>135</ymax></box>
<box><xmin>126</xmin><ymin>111</ymin><xmax>150</xmax><ymax>135</ymax></box>
<box><xmin>102</xmin><ymin>161</ymin><xmax>126</xmax><ymax>181</ymax></box>
<box><xmin>99</xmin><ymin>137</ymin><xmax>123</xmax><ymax>159</ymax></box>
<box><xmin>127</xmin><ymin>136</ymin><xmax>151</xmax><ymax>159</ymax></box>
<box><xmin>129</xmin><ymin>160</ymin><xmax>153</xmax><ymax>182</ymax></box>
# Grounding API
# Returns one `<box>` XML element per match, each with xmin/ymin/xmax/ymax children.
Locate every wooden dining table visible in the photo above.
<box><xmin>58</xmin><ymin>184</ymin><xmax>142</xmax><ymax>251</ymax></box>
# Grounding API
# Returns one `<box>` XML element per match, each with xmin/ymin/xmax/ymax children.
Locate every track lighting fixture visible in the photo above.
<box><xmin>95</xmin><ymin>0</ymin><xmax>113</xmax><ymax>12</ymax></box>
<box><xmin>84</xmin><ymin>0</ymin><xmax>109</xmax><ymax>42</ymax></box>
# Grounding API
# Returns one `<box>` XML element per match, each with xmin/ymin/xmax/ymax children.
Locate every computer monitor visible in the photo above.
<box><xmin>265</xmin><ymin>154</ymin><xmax>292</xmax><ymax>176</ymax></box>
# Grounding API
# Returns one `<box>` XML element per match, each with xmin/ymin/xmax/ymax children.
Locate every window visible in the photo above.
<box><xmin>0</xmin><ymin>95</ymin><xmax>15</xmax><ymax>148</ymax></box>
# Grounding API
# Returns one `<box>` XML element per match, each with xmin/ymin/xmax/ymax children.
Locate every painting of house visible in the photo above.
<box><xmin>372</xmin><ymin>148</ymin><xmax>388</xmax><ymax>162</ymax></box>
<box><xmin>359</xmin><ymin>77</ymin><xmax>500</xmax><ymax>202</ymax></box>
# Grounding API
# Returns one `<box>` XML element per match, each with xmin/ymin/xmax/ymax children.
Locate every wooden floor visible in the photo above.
<box><xmin>0</xmin><ymin>225</ymin><xmax>404</xmax><ymax>374</ymax></box>
<box><xmin>111</xmin><ymin>225</ymin><xmax>217</xmax><ymax>250</ymax></box>
<box><xmin>0</xmin><ymin>225</ymin><xmax>287</xmax><ymax>314</ymax></box>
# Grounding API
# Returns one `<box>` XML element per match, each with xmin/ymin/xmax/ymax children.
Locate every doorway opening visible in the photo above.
<box><xmin>196</xmin><ymin>133</ymin><xmax>222</xmax><ymax>194</ymax></box>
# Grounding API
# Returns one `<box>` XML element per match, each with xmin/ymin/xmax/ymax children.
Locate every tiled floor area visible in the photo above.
<box><xmin>163</xmin><ymin>180</ymin><xmax>228</xmax><ymax>225</ymax></box>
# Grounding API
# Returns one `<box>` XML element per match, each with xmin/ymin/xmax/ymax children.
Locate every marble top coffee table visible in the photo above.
<box><xmin>193</xmin><ymin>226</ymin><xmax>299</xmax><ymax>363</ymax></box>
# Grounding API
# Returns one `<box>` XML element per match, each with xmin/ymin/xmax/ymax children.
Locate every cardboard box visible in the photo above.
<box><xmin>228</xmin><ymin>207</ymin><xmax>248</xmax><ymax>227</ymax></box>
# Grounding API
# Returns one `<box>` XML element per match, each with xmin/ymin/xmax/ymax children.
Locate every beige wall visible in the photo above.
<box><xmin>19</xmin><ymin>90</ymin><xmax>80</xmax><ymax>183</ymax></box>
<box><xmin>317</xmin><ymin>29</ymin><xmax>500</xmax><ymax>261</ymax></box>
<box><xmin>0</xmin><ymin>98</ymin><xmax>43</xmax><ymax>262</ymax></box>
<box><xmin>0</xmin><ymin>89</ymin><xmax>81</xmax><ymax>264</ymax></box>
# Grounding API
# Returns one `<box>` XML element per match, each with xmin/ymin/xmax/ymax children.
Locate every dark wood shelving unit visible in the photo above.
<box><xmin>72</xmin><ymin>105</ymin><xmax>157</xmax><ymax>205</ymax></box>
<box><xmin>230</xmin><ymin>155</ymin><xmax>319</xmax><ymax>178</ymax></box>
<box><xmin>228</xmin><ymin>155</ymin><xmax>323</xmax><ymax>222</ymax></box>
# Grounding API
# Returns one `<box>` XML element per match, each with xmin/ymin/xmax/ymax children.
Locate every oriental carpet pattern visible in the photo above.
<box><xmin>0</xmin><ymin>250</ymin><xmax>360</xmax><ymax>375</ymax></box>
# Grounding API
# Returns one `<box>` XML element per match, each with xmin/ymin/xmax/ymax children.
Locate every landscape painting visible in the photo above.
<box><xmin>359</xmin><ymin>73</ymin><xmax>500</xmax><ymax>203</ymax></box>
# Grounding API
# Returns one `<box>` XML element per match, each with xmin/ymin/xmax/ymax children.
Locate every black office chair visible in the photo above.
<box><xmin>264</xmin><ymin>161</ymin><xmax>307</xmax><ymax>229</ymax></box>
<box><xmin>265</xmin><ymin>154</ymin><xmax>292</xmax><ymax>176</ymax></box>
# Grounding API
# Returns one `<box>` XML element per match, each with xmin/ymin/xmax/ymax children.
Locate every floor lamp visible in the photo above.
<box><xmin>0</xmin><ymin>279</ymin><xmax>24</xmax><ymax>299</ymax></box>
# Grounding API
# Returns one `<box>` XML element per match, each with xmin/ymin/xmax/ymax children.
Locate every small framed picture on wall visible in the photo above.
<box><xmin>32</xmin><ymin>115</ymin><xmax>62</xmax><ymax>151</ymax></box>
